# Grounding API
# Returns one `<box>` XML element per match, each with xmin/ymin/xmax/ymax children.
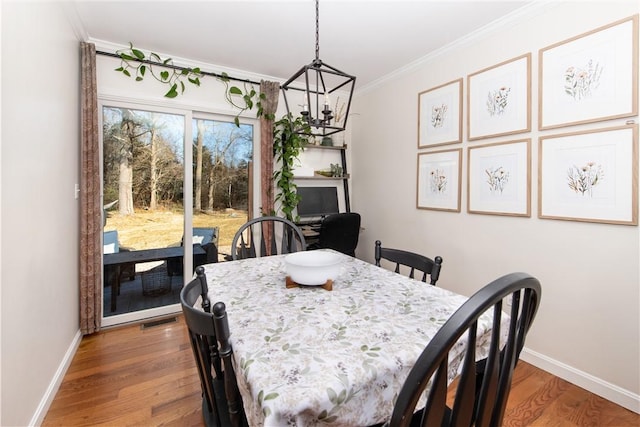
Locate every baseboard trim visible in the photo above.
<box><xmin>521</xmin><ymin>348</ymin><xmax>640</xmax><ymax>414</ymax></box>
<box><xmin>30</xmin><ymin>328</ymin><xmax>82</xmax><ymax>426</ymax></box>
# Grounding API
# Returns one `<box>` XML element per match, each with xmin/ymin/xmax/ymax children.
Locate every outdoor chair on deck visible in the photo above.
<box><xmin>231</xmin><ymin>216</ymin><xmax>306</xmax><ymax>260</ymax></box>
<box><xmin>180</xmin><ymin>267</ymin><xmax>247</xmax><ymax>427</ymax></box>
<box><xmin>168</xmin><ymin>227</ymin><xmax>219</xmax><ymax>276</ymax></box>
<box><xmin>374</xmin><ymin>240</ymin><xmax>443</xmax><ymax>285</ymax></box>
<box><xmin>383</xmin><ymin>272</ymin><xmax>541</xmax><ymax>427</ymax></box>
<box><xmin>103</xmin><ymin>230</ymin><xmax>135</xmax><ymax>283</ymax></box>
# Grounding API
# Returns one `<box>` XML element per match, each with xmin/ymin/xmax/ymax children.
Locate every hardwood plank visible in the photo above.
<box><xmin>42</xmin><ymin>316</ymin><xmax>640</xmax><ymax>426</ymax></box>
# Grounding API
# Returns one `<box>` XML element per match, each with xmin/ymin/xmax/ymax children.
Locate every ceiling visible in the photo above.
<box><xmin>71</xmin><ymin>0</ymin><xmax>532</xmax><ymax>90</ymax></box>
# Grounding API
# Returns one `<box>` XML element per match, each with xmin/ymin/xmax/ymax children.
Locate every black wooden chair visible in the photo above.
<box><xmin>231</xmin><ymin>216</ymin><xmax>306</xmax><ymax>260</ymax></box>
<box><xmin>180</xmin><ymin>267</ymin><xmax>246</xmax><ymax>427</ymax></box>
<box><xmin>310</xmin><ymin>212</ymin><xmax>361</xmax><ymax>256</ymax></box>
<box><xmin>212</xmin><ymin>301</ymin><xmax>245</xmax><ymax>427</ymax></box>
<box><xmin>384</xmin><ymin>272</ymin><xmax>542</xmax><ymax>427</ymax></box>
<box><xmin>374</xmin><ymin>240</ymin><xmax>443</xmax><ymax>285</ymax></box>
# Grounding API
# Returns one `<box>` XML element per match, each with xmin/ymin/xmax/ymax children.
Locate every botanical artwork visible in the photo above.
<box><xmin>567</xmin><ymin>161</ymin><xmax>604</xmax><ymax>197</ymax></box>
<box><xmin>486</xmin><ymin>87</ymin><xmax>511</xmax><ymax>116</ymax></box>
<box><xmin>564</xmin><ymin>60</ymin><xmax>603</xmax><ymax>101</ymax></box>
<box><xmin>468</xmin><ymin>54</ymin><xmax>530</xmax><ymax>140</ymax></box>
<box><xmin>468</xmin><ymin>139</ymin><xmax>530</xmax><ymax>217</ymax></box>
<box><xmin>539</xmin><ymin>15</ymin><xmax>638</xmax><ymax>130</ymax></box>
<box><xmin>539</xmin><ymin>125</ymin><xmax>637</xmax><ymax>225</ymax></box>
<box><xmin>429</xmin><ymin>168</ymin><xmax>448</xmax><ymax>193</ymax></box>
<box><xmin>418</xmin><ymin>79</ymin><xmax>462</xmax><ymax>148</ymax></box>
<box><xmin>417</xmin><ymin>149</ymin><xmax>461</xmax><ymax>212</ymax></box>
<box><xmin>431</xmin><ymin>104</ymin><xmax>448</xmax><ymax>128</ymax></box>
<box><xmin>485</xmin><ymin>166</ymin><xmax>510</xmax><ymax>194</ymax></box>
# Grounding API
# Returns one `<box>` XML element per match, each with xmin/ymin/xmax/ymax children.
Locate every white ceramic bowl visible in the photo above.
<box><xmin>284</xmin><ymin>250</ymin><xmax>343</xmax><ymax>285</ymax></box>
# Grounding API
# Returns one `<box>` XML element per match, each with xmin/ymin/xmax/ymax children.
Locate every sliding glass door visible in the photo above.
<box><xmin>100</xmin><ymin>104</ymin><xmax>255</xmax><ymax>326</ymax></box>
<box><xmin>101</xmin><ymin>104</ymin><xmax>189</xmax><ymax>325</ymax></box>
<box><xmin>192</xmin><ymin>115</ymin><xmax>254</xmax><ymax>260</ymax></box>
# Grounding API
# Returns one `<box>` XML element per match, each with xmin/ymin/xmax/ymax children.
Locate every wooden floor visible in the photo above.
<box><xmin>42</xmin><ymin>316</ymin><xmax>639</xmax><ymax>427</ymax></box>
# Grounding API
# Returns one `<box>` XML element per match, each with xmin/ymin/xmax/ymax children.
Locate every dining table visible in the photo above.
<box><xmin>201</xmin><ymin>249</ymin><xmax>499</xmax><ymax>427</ymax></box>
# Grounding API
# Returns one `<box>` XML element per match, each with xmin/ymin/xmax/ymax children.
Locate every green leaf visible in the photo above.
<box><xmin>119</xmin><ymin>53</ymin><xmax>135</xmax><ymax>61</ymax></box>
<box><xmin>160</xmin><ymin>71</ymin><xmax>169</xmax><ymax>81</ymax></box>
<box><xmin>114</xmin><ymin>67</ymin><xmax>124</xmax><ymax>72</ymax></box>
<box><xmin>131</xmin><ymin>48</ymin><xmax>145</xmax><ymax>60</ymax></box>
<box><xmin>123</xmin><ymin>69</ymin><xmax>131</xmax><ymax>77</ymax></box>
<box><xmin>263</xmin><ymin>392</ymin><xmax>279</xmax><ymax>401</ymax></box>
<box><xmin>150</xmin><ymin>52</ymin><xmax>161</xmax><ymax>62</ymax></box>
<box><xmin>229</xmin><ymin>86</ymin><xmax>242</xmax><ymax>95</ymax></box>
<box><xmin>135</xmin><ymin>77</ymin><xmax>143</xmax><ymax>81</ymax></box>
<box><xmin>234</xmin><ymin>116</ymin><xmax>240</xmax><ymax>127</ymax></box>
<box><xmin>180</xmin><ymin>81</ymin><xmax>185</xmax><ymax>93</ymax></box>
<box><xmin>192</xmin><ymin>67</ymin><xmax>201</xmax><ymax>74</ymax></box>
<box><xmin>165</xmin><ymin>84</ymin><xmax>178</xmax><ymax>98</ymax></box>
<box><xmin>163</xmin><ymin>58</ymin><xmax>172</xmax><ymax>65</ymax></box>
<box><xmin>139</xmin><ymin>65</ymin><xmax>146</xmax><ymax>76</ymax></box>
<box><xmin>327</xmin><ymin>387</ymin><xmax>338</xmax><ymax>403</ymax></box>
<box><xmin>181</xmin><ymin>69</ymin><xmax>188</xmax><ymax>75</ymax></box>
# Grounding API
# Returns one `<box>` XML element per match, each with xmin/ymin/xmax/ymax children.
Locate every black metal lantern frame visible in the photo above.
<box><xmin>281</xmin><ymin>1</ymin><xmax>356</xmax><ymax>137</ymax></box>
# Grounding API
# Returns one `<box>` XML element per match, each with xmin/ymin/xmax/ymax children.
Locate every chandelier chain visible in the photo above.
<box><xmin>315</xmin><ymin>0</ymin><xmax>320</xmax><ymax>60</ymax></box>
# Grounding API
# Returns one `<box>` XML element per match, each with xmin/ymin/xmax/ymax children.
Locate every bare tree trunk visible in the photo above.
<box><xmin>195</xmin><ymin>120</ymin><xmax>205</xmax><ymax>211</ymax></box>
<box><xmin>119</xmin><ymin>160</ymin><xmax>134</xmax><ymax>215</ymax></box>
<box><xmin>207</xmin><ymin>168</ymin><xmax>214</xmax><ymax>211</ymax></box>
<box><xmin>118</xmin><ymin>110</ymin><xmax>135</xmax><ymax>215</ymax></box>
<box><xmin>149</xmin><ymin>127</ymin><xmax>158</xmax><ymax>210</ymax></box>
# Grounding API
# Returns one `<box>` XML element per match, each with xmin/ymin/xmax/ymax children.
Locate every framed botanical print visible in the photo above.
<box><xmin>539</xmin><ymin>15</ymin><xmax>638</xmax><ymax>130</ymax></box>
<box><xmin>468</xmin><ymin>139</ymin><xmax>531</xmax><ymax>217</ymax></box>
<box><xmin>539</xmin><ymin>124</ymin><xmax>638</xmax><ymax>225</ymax></box>
<box><xmin>418</xmin><ymin>78</ymin><xmax>463</xmax><ymax>148</ymax></box>
<box><xmin>467</xmin><ymin>53</ymin><xmax>531</xmax><ymax>141</ymax></box>
<box><xmin>417</xmin><ymin>148</ymin><xmax>462</xmax><ymax>212</ymax></box>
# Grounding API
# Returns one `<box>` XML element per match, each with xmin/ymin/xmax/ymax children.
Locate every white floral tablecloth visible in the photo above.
<box><xmin>202</xmin><ymin>250</ymin><xmax>494</xmax><ymax>427</ymax></box>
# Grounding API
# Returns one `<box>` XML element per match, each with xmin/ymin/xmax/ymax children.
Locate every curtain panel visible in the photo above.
<box><xmin>79</xmin><ymin>42</ymin><xmax>102</xmax><ymax>334</ymax></box>
<box><xmin>259</xmin><ymin>81</ymin><xmax>280</xmax><ymax>253</ymax></box>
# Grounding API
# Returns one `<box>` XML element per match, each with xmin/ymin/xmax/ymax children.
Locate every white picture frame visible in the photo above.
<box><xmin>539</xmin><ymin>15</ymin><xmax>638</xmax><ymax>130</ymax></box>
<box><xmin>539</xmin><ymin>124</ymin><xmax>638</xmax><ymax>225</ymax></box>
<box><xmin>417</xmin><ymin>148</ymin><xmax>462</xmax><ymax>212</ymax></box>
<box><xmin>418</xmin><ymin>78</ymin><xmax>463</xmax><ymax>148</ymax></box>
<box><xmin>467</xmin><ymin>53</ymin><xmax>531</xmax><ymax>141</ymax></box>
<box><xmin>468</xmin><ymin>139</ymin><xmax>531</xmax><ymax>217</ymax></box>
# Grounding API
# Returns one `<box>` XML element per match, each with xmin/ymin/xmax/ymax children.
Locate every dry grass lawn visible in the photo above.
<box><xmin>104</xmin><ymin>208</ymin><xmax>248</xmax><ymax>252</ymax></box>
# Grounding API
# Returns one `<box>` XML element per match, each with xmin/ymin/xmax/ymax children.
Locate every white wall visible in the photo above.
<box><xmin>351</xmin><ymin>1</ymin><xmax>639</xmax><ymax>412</ymax></box>
<box><xmin>1</xmin><ymin>2</ymin><xmax>81</xmax><ymax>425</ymax></box>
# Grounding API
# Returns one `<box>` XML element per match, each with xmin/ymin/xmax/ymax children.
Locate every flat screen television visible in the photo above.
<box><xmin>296</xmin><ymin>186</ymin><xmax>339</xmax><ymax>218</ymax></box>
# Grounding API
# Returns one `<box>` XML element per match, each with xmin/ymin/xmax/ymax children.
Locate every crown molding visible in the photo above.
<box><xmin>356</xmin><ymin>1</ymin><xmax>555</xmax><ymax>96</ymax></box>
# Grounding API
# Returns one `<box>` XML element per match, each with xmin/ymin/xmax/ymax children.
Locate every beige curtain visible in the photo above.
<box><xmin>79</xmin><ymin>42</ymin><xmax>102</xmax><ymax>334</ymax></box>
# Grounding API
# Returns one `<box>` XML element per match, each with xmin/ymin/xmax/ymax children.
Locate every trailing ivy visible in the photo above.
<box><xmin>273</xmin><ymin>115</ymin><xmax>310</xmax><ymax>221</ymax></box>
<box><xmin>114</xmin><ymin>43</ymin><xmax>273</xmax><ymax>126</ymax></box>
<box><xmin>114</xmin><ymin>43</ymin><xmax>304</xmax><ymax>219</ymax></box>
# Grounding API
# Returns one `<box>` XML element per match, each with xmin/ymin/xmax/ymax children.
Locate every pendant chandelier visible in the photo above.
<box><xmin>281</xmin><ymin>0</ymin><xmax>356</xmax><ymax>137</ymax></box>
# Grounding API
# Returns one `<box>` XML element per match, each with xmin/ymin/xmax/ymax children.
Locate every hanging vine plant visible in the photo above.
<box><xmin>113</xmin><ymin>43</ymin><xmax>308</xmax><ymax>220</ymax></box>
<box><xmin>273</xmin><ymin>115</ymin><xmax>311</xmax><ymax>221</ymax></box>
<box><xmin>114</xmin><ymin>43</ymin><xmax>274</xmax><ymax>125</ymax></box>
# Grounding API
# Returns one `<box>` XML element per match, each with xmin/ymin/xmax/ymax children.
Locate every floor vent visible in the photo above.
<box><xmin>141</xmin><ymin>316</ymin><xmax>177</xmax><ymax>330</ymax></box>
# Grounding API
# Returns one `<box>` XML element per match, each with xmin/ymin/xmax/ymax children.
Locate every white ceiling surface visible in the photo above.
<box><xmin>72</xmin><ymin>0</ymin><xmax>532</xmax><ymax>90</ymax></box>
